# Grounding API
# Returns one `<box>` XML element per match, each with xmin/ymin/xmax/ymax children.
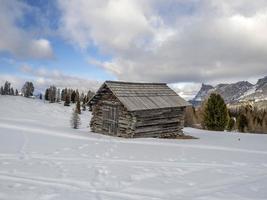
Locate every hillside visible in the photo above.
<box><xmin>0</xmin><ymin>96</ymin><xmax>267</xmax><ymax>199</ymax></box>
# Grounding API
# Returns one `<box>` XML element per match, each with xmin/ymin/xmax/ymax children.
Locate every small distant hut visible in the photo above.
<box><xmin>88</xmin><ymin>81</ymin><xmax>189</xmax><ymax>138</ymax></box>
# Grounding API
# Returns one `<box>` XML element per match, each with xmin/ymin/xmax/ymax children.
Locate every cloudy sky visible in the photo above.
<box><xmin>1</xmin><ymin>0</ymin><xmax>267</xmax><ymax>99</ymax></box>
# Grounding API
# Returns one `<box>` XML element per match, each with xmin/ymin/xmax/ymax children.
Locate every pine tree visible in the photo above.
<box><xmin>0</xmin><ymin>86</ymin><xmax>4</xmax><ymax>95</ymax></box>
<box><xmin>70</xmin><ymin>109</ymin><xmax>81</xmax><ymax>129</ymax></box>
<box><xmin>4</xmin><ymin>81</ymin><xmax>11</xmax><ymax>95</ymax></box>
<box><xmin>75</xmin><ymin>90</ymin><xmax>80</xmax><ymax>102</ymax></box>
<box><xmin>203</xmin><ymin>93</ymin><xmax>229</xmax><ymax>131</ymax></box>
<box><xmin>10</xmin><ymin>88</ymin><xmax>14</xmax><ymax>95</ymax></box>
<box><xmin>61</xmin><ymin>88</ymin><xmax>67</xmax><ymax>101</ymax></box>
<box><xmin>48</xmin><ymin>86</ymin><xmax>56</xmax><ymax>103</ymax></box>
<box><xmin>82</xmin><ymin>96</ymin><xmax>87</xmax><ymax>111</ymax></box>
<box><xmin>15</xmin><ymin>89</ymin><xmax>18</xmax><ymax>96</ymax></box>
<box><xmin>22</xmin><ymin>82</ymin><xmax>34</xmax><ymax>97</ymax></box>
<box><xmin>45</xmin><ymin>88</ymin><xmax>49</xmax><ymax>100</ymax></box>
<box><xmin>237</xmin><ymin>114</ymin><xmax>248</xmax><ymax>132</ymax></box>
<box><xmin>64</xmin><ymin>93</ymin><xmax>71</xmax><ymax>106</ymax></box>
<box><xmin>71</xmin><ymin>90</ymin><xmax>76</xmax><ymax>103</ymax></box>
<box><xmin>76</xmin><ymin>96</ymin><xmax>81</xmax><ymax>114</ymax></box>
<box><xmin>39</xmin><ymin>93</ymin><xmax>43</xmax><ymax>100</ymax></box>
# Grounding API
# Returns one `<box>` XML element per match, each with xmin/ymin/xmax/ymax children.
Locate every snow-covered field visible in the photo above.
<box><xmin>0</xmin><ymin>96</ymin><xmax>267</xmax><ymax>200</ymax></box>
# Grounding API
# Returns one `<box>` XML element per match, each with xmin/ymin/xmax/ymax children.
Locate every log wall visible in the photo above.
<box><xmin>132</xmin><ymin>107</ymin><xmax>186</xmax><ymax>138</ymax></box>
<box><xmin>90</xmin><ymin>86</ymin><xmax>135</xmax><ymax>137</ymax></box>
<box><xmin>90</xmin><ymin>85</ymin><xmax>186</xmax><ymax>138</ymax></box>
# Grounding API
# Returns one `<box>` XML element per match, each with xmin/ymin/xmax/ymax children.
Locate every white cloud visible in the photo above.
<box><xmin>58</xmin><ymin>0</ymin><xmax>267</xmax><ymax>86</ymax></box>
<box><xmin>0</xmin><ymin>0</ymin><xmax>54</xmax><ymax>59</ymax></box>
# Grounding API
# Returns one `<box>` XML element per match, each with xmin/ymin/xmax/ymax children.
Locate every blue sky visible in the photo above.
<box><xmin>1</xmin><ymin>0</ymin><xmax>267</xmax><ymax>99</ymax></box>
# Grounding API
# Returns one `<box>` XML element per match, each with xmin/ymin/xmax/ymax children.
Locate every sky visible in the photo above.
<box><xmin>1</xmin><ymin>0</ymin><xmax>267</xmax><ymax>99</ymax></box>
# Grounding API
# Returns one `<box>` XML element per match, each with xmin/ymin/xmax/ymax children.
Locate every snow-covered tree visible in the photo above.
<box><xmin>70</xmin><ymin>109</ymin><xmax>81</xmax><ymax>129</ymax></box>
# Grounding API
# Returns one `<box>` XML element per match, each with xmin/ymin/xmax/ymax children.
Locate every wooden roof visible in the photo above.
<box><xmin>91</xmin><ymin>81</ymin><xmax>189</xmax><ymax>111</ymax></box>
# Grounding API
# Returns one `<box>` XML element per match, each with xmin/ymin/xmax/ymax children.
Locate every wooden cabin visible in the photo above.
<box><xmin>89</xmin><ymin>81</ymin><xmax>189</xmax><ymax>138</ymax></box>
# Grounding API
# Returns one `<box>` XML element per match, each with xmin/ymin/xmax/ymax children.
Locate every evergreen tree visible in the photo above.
<box><xmin>70</xmin><ymin>109</ymin><xmax>81</xmax><ymax>129</ymax></box>
<box><xmin>64</xmin><ymin>93</ymin><xmax>71</xmax><ymax>106</ymax></box>
<box><xmin>22</xmin><ymin>82</ymin><xmax>34</xmax><ymax>97</ymax></box>
<box><xmin>4</xmin><ymin>81</ymin><xmax>11</xmax><ymax>95</ymax></box>
<box><xmin>82</xmin><ymin>96</ymin><xmax>87</xmax><ymax>111</ymax></box>
<box><xmin>237</xmin><ymin>114</ymin><xmax>248</xmax><ymax>132</ymax></box>
<box><xmin>39</xmin><ymin>93</ymin><xmax>43</xmax><ymax>100</ymax></box>
<box><xmin>61</xmin><ymin>88</ymin><xmax>67</xmax><ymax>101</ymax></box>
<box><xmin>45</xmin><ymin>88</ymin><xmax>49</xmax><ymax>100</ymax></box>
<box><xmin>10</xmin><ymin>88</ymin><xmax>14</xmax><ymax>95</ymax></box>
<box><xmin>15</xmin><ymin>89</ymin><xmax>18</xmax><ymax>96</ymax></box>
<box><xmin>75</xmin><ymin>90</ymin><xmax>80</xmax><ymax>102</ymax></box>
<box><xmin>71</xmin><ymin>90</ymin><xmax>76</xmax><ymax>103</ymax></box>
<box><xmin>203</xmin><ymin>93</ymin><xmax>229</xmax><ymax>131</ymax></box>
<box><xmin>48</xmin><ymin>85</ymin><xmax>56</xmax><ymax>103</ymax></box>
<box><xmin>76</xmin><ymin>96</ymin><xmax>81</xmax><ymax>114</ymax></box>
<box><xmin>0</xmin><ymin>86</ymin><xmax>4</xmax><ymax>95</ymax></box>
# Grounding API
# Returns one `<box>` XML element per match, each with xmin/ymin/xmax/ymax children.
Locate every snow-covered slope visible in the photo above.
<box><xmin>1</xmin><ymin>96</ymin><xmax>267</xmax><ymax>200</ymax></box>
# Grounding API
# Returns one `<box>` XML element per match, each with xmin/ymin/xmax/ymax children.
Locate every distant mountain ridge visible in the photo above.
<box><xmin>190</xmin><ymin>76</ymin><xmax>267</xmax><ymax>106</ymax></box>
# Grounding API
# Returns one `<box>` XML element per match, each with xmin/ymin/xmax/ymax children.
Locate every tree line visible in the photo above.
<box><xmin>0</xmin><ymin>81</ymin><xmax>19</xmax><ymax>96</ymax></box>
<box><xmin>44</xmin><ymin>86</ymin><xmax>94</xmax><ymax>107</ymax></box>
<box><xmin>185</xmin><ymin>93</ymin><xmax>267</xmax><ymax>133</ymax></box>
<box><xmin>0</xmin><ymin>81</ymin><xmax>34</xmax><ymax>97</ymax></box>
<box><xmin>43</xmin><ymin>85</ymin><xmax>95</xmax><ymax>129</ymax></box>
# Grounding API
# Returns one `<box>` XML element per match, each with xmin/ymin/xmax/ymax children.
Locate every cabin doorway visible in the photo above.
<box><xmin>102</xmin><ymin>104</ymin><xmax>118</xmax><ymax>135</ymax></box>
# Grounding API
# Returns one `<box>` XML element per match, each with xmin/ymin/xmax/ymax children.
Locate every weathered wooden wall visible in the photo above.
<box><xmin>90</xmin><ymin>85</ymin><xmax>186</xmax><ymax>138</ymax></box>
<box><xmin>132</xmin><ymin>107</ymin><xmax>186</xmax><ymax>138</ymax></box>
<box><xmin>90</xmin><ymin>86</ymin><xmax>135</xmax><ymax>137</ymax></box>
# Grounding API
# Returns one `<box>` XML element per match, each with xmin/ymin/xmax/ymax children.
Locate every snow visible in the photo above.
<box><xmin>1</xmin><ymin>96</ymin><xmax>267</xmax><ymax>200</ymax></box>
